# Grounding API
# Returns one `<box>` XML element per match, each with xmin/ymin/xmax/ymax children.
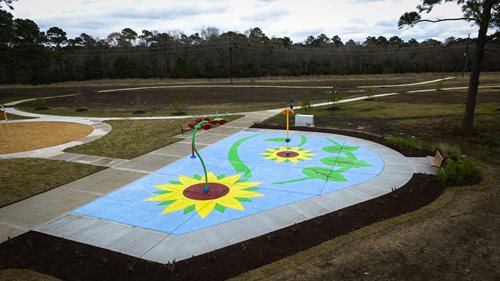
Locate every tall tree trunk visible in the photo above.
<box><xmin>462</xmin><ymin>1</ymin><xmax>493</xmax><ymax>136</ymax></box>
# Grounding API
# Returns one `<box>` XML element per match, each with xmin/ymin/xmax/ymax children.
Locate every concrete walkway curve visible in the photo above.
<box><xmin>0</xmin><ymin>77</ymin><xmax>449</xmax><ymax>245</ymax></box>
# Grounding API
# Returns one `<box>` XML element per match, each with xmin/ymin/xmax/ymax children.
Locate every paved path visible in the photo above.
<box><xmin>358</xmin><ymin>77</ymin><xmax>456</xmax><ymax>88</ymax></box>
<box><xmin>0</xmin><ymin>78</ymin><xmax>445</xmax><ymax>247</ymax></box>
<box><xmin>0</xmin><ymin>111</ymin><xmax>276</xmax><ymax>242</ymax></box>
<box><xmin>33</xmin><ymin>129</ymin><xmax>430</xmax><ymax>263</ymax></box>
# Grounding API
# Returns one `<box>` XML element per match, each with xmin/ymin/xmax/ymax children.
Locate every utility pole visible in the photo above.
<box><xmin>462</xmin><ymin>34</ymin><xmax>470</xmax><ymax>78</ymax></box>
<box><xmin>229</xmin><ymin>35</ymin><xmax>233</xmax><ymax>85</ymax></box>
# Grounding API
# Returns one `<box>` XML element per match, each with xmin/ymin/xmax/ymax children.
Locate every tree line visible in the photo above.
<box><xmin>1</xmin><ymin>10</ymin><xmax>499</xmax><ymax>84</ymax></box>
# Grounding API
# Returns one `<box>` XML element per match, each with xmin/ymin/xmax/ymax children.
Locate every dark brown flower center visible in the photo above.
<box><xmin>276</xmin><ymin>151</ymin><xmax>299</xmax><ymax>158</ymax></box>
<box><xmin>183</xmin><ymin>183</ymin><xmax>229</xmax><ymax>200</ymax></box>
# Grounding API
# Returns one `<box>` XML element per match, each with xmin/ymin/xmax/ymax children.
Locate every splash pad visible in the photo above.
<box><xmin>74</xmin><ymin>129</ymin><xmax>385</xmax><ymax>233</ymax></box>
<box><xmin>39</xmin><ymin>125</ymin><xmax>413</xmax><ymax>263</ymax></box>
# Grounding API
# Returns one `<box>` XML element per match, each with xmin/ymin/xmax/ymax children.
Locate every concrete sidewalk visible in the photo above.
<box><xmin>0</xmin><ymin>111</ymin><xmax>278</xmax><ymax>243</ymax></box>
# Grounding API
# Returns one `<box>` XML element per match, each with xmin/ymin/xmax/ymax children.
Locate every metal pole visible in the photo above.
<box><xmin>229</xmin><ymin>35</ymin><xmax>233</xmax><ymax>85</ymax></box>
<box><xmin>462</xmin><ymin>34</ymin><xmax>470</xmax><ymax>78</ymax></box>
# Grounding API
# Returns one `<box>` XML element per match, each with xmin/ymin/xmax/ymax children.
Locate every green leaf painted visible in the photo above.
<box><xmin>228</xmin><ymin>134</ymin><xmax>260</xmax><ymax>179</ymax></box>
<box><xmin>157</xmin><ymin>200</ymin><xmax>176</xmax><ymax>206</ymax></box>
<box><xmin>214</xmin><ymin>204</ymin><xmax>226</xmax><ymax>213</ymax></box>
<box><xmin>302</xmin><ymin>167</ymin><xmax>332</xmax><ymax>181</ymax></box>
<box><xmin>183</xmin><ymin>204</ymin><xmax>196</xmax><ymax>214</ymax></box>
<box><xmin>243</xmin><ymin>187</ymin><xmax>259</xmax><ymax>191</ymax></box>
<box><xmin>322</xmin><ymin>145</ymin><xmax>359</xmax><ymax>153</ymax></box>
<box><xmin>326</xmin><ymin>171</ymin><xmax>348</xmax><ymax>182</ymax></box>
<box><xmin>168</xmin><ymin>180</ymin><xmax>181</xmax><ymax>185</ymax></box>
<box><xmin>264</xmin><ymin>137</ymin><xmax>287</xmax><ymax>142</ymax></box>
<box><xmin>193</xmin><ymin>174</ymin><xmax>202</xmax><ymax>180</ymax></box>
<box><xmin>321</xmin><ymin>157</ymin><xmax>372</xmax><ymax>169</ymax></box>
<box><xmin>217</xmin><ymin>174</ymin><xmax>226</xmax><ymax>180</ymax></box>
<box><xmin>236</xmin><ymin>197</ymin><xmax>252</xmax><ymax>202</ymax></box>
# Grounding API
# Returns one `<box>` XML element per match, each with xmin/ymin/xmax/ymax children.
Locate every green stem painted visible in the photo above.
<box><xmin>298</xmin><ymin>135</ymin><xmax>307</xmax><ymax>147</ymax></box>
<box><xmin>327</xmin><ymin>137</ymin><xmax>340</xmax><ymax>146</ymax></box>
<box><xmin>228</xmin><ymin>134</ymin><xmax>260</xmax><ymax>179</ymax></box>
<box><xmin>272</xmin><ymin>177</ymin><xmax>314</xmax><ymax>185</ymax></box>
<box><xmin>192</xmin><ymin>120</ymin><xmax>210</xmax><ymax>191</ymax></box>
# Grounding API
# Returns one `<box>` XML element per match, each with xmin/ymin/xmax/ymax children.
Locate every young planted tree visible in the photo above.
<box><xmin>328</xmin><ymin>86</ymin><xmax>342</xmax><ymax>109</ymax></box>
<box><xmin>399</xmin><ymin>0</ymin><xmax>500</xmax><ymax>135</ymax></box>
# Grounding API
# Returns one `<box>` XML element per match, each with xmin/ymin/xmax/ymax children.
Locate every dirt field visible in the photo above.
<box><xmin>4</xmin><ymin>72</ymin><xmax>498</xmax><ymax>117</ymax></box>
<box><xmin>235</xmin><ymin>163</ymin><xmax>499</xmax><ymax>281</ymax></box>
<box><xmin>0</xmin><ymin>122</ymin><xmax>93</xmax><ymax>154</ymax></box>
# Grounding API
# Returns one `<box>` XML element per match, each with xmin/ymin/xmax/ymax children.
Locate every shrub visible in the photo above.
<box><xmin>365</xmin><ymin>87</ymin><xmax>376</xmax><ymax>101</ymax></box>
<box><xmin>384</xmin><ymin>135</ymin><xmax>434</xmax><ymax>152</ymax></box>
<box><xmin>436</xmin><ymin>79</ymin><xmax>444</xmax><ymax>91</ymax></box>
<box><xmin>172</xmin><ymin>94</ymin><xmax>186</xmax><ymax>115</ymax></box>
<box><xmin>328</xmin><ymin>86</ymin><xmax>342</xmax><ymax>109</ymax></box>
<box><xmin>34</xmin><ymin>94</ymin><xmax>48</xmax><ymax>110</ymax></box>
<box><xmin>300</xmin><ymin>97</ymin><xmax>312</xmax><ymax>114</ymax></box>
<box><xmin>74</xmin><ymin>91</ymin><xmax>88</xmax><ymax>112</ymax></box>
<box><xmin>385</xmin><ymin>135</ymin><xmax>461</xmax><ymax>157</ymax></box>
<box><xmin>131</xmin><ymin>95</ymin><xmax>147</xmax><ymax>114</ymax></box>
<box><xmin>437</xmin><ymin>156</ymin><xmax>482</xmax><ymax>186</ymax></box>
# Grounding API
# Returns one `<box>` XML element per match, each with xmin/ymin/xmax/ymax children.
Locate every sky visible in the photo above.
<box><xmin>8</xmin><ymin>0</ymin><xmax>478</xmax><ymax>43</ymax></box>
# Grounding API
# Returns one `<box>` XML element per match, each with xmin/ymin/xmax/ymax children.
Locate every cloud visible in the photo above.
<box><xmin>240</xmin><ymin>10</ymin><xmax>288</xmax><ymax>22</ymax></box>
<box><xmin>110</xmin><ymin>6</ymin><xmax>227</xmax><ymax>21</ymax></box>
<box><xmin>10</xmin><ymin>0</ymin><xmax>479</xmax><ymax>43</ymax></box>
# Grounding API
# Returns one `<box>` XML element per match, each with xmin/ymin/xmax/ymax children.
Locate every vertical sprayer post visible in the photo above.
<box><xmin>191</xmin><ymin>120</ymin><xmax>210</xmax><ymax>193</ymax></box>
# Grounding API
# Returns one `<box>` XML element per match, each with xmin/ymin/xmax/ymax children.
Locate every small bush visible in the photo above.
<box><xmin>385</xmin><ymin>135</ymin><xmax>434</xmax><ymax>152</ymax></box>
<box><xmin>328</xmin><ymin>86</ymin><xmax>342</xmax><ymax>109</ymax></box>
<box><xmin>436</xmin><ymin>79</ymin><xmax>444</xmax><ymax>91</ymax></box>
<box><xmin>300</xmin><ymin>97</ymin><xmax>312</xmax><ymax>114</ymax></box>
<box><xmin>34</xmin><ymin>94</ymin><xmax>48</xmax><ymax>110</ymax></box>
<box><xmin>172</xmin><ymin>94</ymin><xmax>186</xmax><ymax>115</ymax></box>
<box><xmin>131</xmin><ymin>95</ymin><xmax>147</xmax><ymax>114</ymax></box>
<box><xmin>365</xmin><ymin>87</ymin><xmax>376</xmax><ymax>101</ymax></box>
<box><xmin>437</xmin><ymin>156</ymin><xmax>482</xmax><ymax>186</ymax></box>
<box><xmin>74</xmin><ymin>91</ymin><xmax>88</xmax><ymax>112</ymax></box>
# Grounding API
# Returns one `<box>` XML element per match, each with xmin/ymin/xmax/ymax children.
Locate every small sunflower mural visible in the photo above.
<box><xmin>262</xmin><ymin>146</ymin><xmax>314</xmax><ymax>163</ymax></box>
<box><xmin>146</xmin><ymin>172</ymin><xmax>262</xmax><ymax>218</ymax></box>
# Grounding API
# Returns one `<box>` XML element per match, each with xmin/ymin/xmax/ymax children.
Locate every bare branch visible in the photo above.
<box><xmin>416</xmin><ymin>17</ymin><xmax>478</xmax><ymax>24</ymax></box>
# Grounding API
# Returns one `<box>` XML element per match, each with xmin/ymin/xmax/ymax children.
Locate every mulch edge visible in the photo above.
<box><xmin>250</xmin><ymin>124</ymin><xmax>433</xmax><ymax>157</ymax></box>
<box><xmin>0</xmin><ymin>128</ymin><xmax>445</xmax><ymax>281</ymax></box>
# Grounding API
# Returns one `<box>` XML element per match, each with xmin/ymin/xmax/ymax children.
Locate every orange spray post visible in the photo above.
<box><xmin>281</xmin><ymin>108</ymin><xmax>295</xmax><ymax>156</ymax></box>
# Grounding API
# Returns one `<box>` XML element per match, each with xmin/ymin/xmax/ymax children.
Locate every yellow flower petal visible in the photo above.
<box><xmin>178</xmin><ymin>175</ymin><xmax>200</xmax><ymax>187</ymax></box>
<box><xmin>196</xmin><ymin>201</ymin><xmax>216</xmax><ymax>218</ymax></box>
<box><xmin>160</xmin><ymin>199</ymin><xmax>193</xmax><ymax>214</ymax></box>
<box><xmin>276</xmin><ymin>157</ymin><xmax>286</xmax><ymax>163</ymax></box>
<box><xmin>218</xmin><ymin>174</ymin><xmax>241</xmax><ymax>187</ymax></box>
<box><xmin>217</xmin><ymin>196</ymin><xmax>244</xmax><ymax>210</ymax></box>
<box><xmin>230</xmin><ymin>189</ymin><xmax>264</xmax><ymax>198</ymax></box>
<box><xmin>232</xmin><ymin>180</ymin><xmax>261</xmax><ymax>188</ymax></box>
<box><xmin>201</xmin><ymin>172</ymin><xmax>218</xmax><ymax>183</ymax></box>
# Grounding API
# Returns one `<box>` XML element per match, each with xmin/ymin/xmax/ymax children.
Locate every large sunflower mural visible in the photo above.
<box><xmin>146</xmin><ymin>172</ymin><xmax>262</xmax><ymax>218</ymax></box>
<box><xmin>262</xmin><ymin>146</ymin><xmax>314</xmax><ymax>163</ymax></box>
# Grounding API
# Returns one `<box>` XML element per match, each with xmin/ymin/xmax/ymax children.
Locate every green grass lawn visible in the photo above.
<box><xmin>64</xmin><ymin>115</ymin><xmax>243</xmax><ymax>159</ymax></box>
<box><xmin>300</xmin><ymin>100</ymin><xmax>498</xmax><ymax>118</ymax></box>
<box><xmin>0</xmin><ymin>158</ymin><xmax>104</xmax><ymax>207</ymax></box>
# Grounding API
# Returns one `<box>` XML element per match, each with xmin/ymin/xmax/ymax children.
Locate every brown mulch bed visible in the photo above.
<box><xmin>0</xmin><ymin>128</ymin><xmax>444</xmax><ymax>281</ymax></box>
